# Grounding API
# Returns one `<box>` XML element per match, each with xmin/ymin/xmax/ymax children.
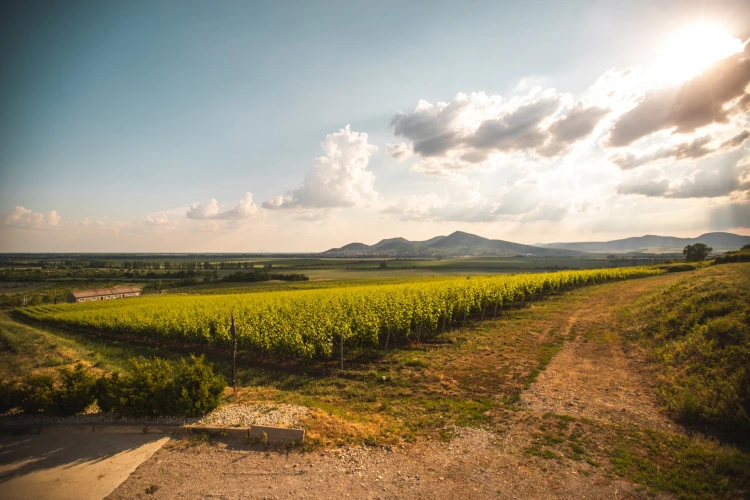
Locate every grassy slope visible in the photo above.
<box><xmin>0</xmin><ymin>311</ymin><xmax>189</xmax><ymax>380</ymax></box>
<box><xmin>620</xmin><ymin>263</ymin><xmax>750</xmax><ymax>432</ymax></box>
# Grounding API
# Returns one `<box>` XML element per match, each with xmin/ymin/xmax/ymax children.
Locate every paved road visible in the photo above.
<box><xmin>0</xmin><ymin>432</ymin><xmax>169</xmax><ymax>500</ymax></box>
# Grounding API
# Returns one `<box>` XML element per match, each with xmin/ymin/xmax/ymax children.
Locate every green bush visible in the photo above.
<box><xmin>0</xmin><ymin>379</ymin><xmax>23</xmax><ymax>413</ymax></box>
<box><xmin>97</xmin><ymin>355</ymin><xmax>226</xmax><ymax>418</ymax></box>
<box><xmin>53</xmin><ymin>363</ymin><xmax>96</xmax><ymax>416</ymax></box>
<box><xmin>713</xmin><ymin>250</ymin><xmax>750</xmax><ymax>264</ymax></box>
<box><xmin>167</xmin><ymin>355</ymin><xmax>226</xmax><ymax>417</ymax></box>
<box><xmin>110</xmin><ymin>357</ymin><xmax>175</xmax><ymax>418</ymax></box>
<box><xmin>95</xmin><ymin>372</ymin><xmax>120</xmax><ymax>413</ymax></box>
<box><xmin>20</xmin><ymin>373</ymin><xmax>56</xmax><ymax>413</ymax></box>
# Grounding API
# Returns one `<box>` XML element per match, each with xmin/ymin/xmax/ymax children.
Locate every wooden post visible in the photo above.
<box><xmin>340</xmin><ymin>332</ymin><xmax>344</xmax><ymax>371</ymax></box>
<box><xmin>493</xmin><ymin>297</ymin><xmax>499</xmax><ymax>318</ymax></box>
<box><xmin>441</xmin><ymin>315</ymin><xmax>447</xmax><ymax>333</ymax></box>
<box><xmin>231</xmin><ymin>310</ymin><xmax>237</xmax><ymax>397</ymax></box>
<box><xmin>416</xmin><ymin>320</ymin><xmax>423</xmax><ymax>343</ymax></box>
<box><xmin>384</xmin><ymin>326</ymin><xmax>391</xmax><ymax>352</ymax></box>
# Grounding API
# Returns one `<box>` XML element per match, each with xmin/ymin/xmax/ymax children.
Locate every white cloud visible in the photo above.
<box><xmin>616</xmin><ymin>169</ymin><xmax>670</xmax><ymax>196</ymax></box>
<box><xmin>186</xmin><ymin>192</ymin><xmax>261</xmax><ymax>220</ymax></box>
<box><xmin>390</xmin><ymin>89</ymin><xmax>611</xmax><ymax>176</ymax></box>
<box><xmin>616</xmin><ymin>154</ymin><xmax>750</xmax><ymax>199</ymax></box>
<box><xmin>604</xmin><ymin>42</ymin><xmax>750</xmax><ymax>148</ymax></box>
<box><xmin>138</xmin><ymin>214</ymin><xmax>172</xmax><ymax>226</ymax></box>
<box><xmin>263</xmin><ymin>125</ymin><xmax>378</xmax><ymax>210</ymax></box>
<box><xmin>2</xmin><ymin>206</ymin><xmax>62</xmax><ymax>229</ymax></box>
<box><xmin>609</xmin><ymin>131</ymin><xmax>749</xmax><ymax>170</ymax></box>
<box><xmin>387</xmin><ymin>142</ymin><xmax>412</xmax><ymax>161</ymax></box>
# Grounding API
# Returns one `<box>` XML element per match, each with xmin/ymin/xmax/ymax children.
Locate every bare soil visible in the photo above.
<box><xmin>109</xmin><ymin>274</ymin><xmax>686</xmax><ymax>499</ymax></box>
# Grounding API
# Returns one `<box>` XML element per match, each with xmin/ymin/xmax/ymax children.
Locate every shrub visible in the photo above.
<box><xmin>95</xmin><ymin>372</ymin><xmax>120</xmax><ymax>413</ymax></box>
<box><xmin>167</xmin><ymin>355</ymin><xmax>226</xmax><ymax>417</ymax></box>
<box><xmin>713</xmin><ymin>250</ymin><xmax>750</xmax><ymax>264</ymax></box>
<box><xmin>98</xmin><ymin>355</ymin><xmax>226</xmax><ymax>418</ymax></box>
<box><xmin>53</xmin><ymin>363</ymin><xmax>96</xmax><ymax>416</ymax></box>
<box><xmin>0</xmin><ymin>379</ymin><xmax>23</xmax><ymax>413</ymax></box>
<box><xmin>665</xmin><ymin>264</ymin><xmax>696</xmax><ymax>273</ymax></box>
<box><xmin>113</xmin><ymin>357</ymin><xmax>175</xmax><ymax>418</ymax></box>
<box><xmin>20</xmin><ymin>373</ymin><xmax>56</xmax><ymax>413</ymax></box>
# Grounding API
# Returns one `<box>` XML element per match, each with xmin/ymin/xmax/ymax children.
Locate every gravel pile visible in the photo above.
<box><xmin>0</xmin><ymin>403</ymin><xmax>309</xmax><ymax>428</ymax></box>
<box><xmin>196</xmin><ymin>403</ymin><xmax>308</xmax><ymax>427</ymax></box>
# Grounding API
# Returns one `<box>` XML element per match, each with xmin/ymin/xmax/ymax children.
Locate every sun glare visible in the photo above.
<box><xmin>657</xmin><ymin>23</ymin><xmax>744</xmax><ymax>84</ymax></box>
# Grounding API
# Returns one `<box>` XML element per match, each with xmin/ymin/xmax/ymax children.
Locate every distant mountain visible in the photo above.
<box><xmin>323</xmin><ymin>231</ymin><xmax>583</xmax><ymax>257</ymax></box>
<box><xmin>538</xmin><ymin>232</ymin><xmax>750</xmax><ymax>254</ymax></box>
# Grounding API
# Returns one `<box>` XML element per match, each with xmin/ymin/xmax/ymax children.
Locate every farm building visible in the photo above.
<box><xmin>67</xmin><ymin>285</ymin><xmax>142</xmax><ymax>304</ymax></box>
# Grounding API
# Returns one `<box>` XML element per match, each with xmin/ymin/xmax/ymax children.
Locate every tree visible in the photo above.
<box><xmin>742</xmin><ymin>244</ymin><xmax>750</xmax><ymax>251</ymax></box>
<box><xmin>683</xmin><ymin>243</ymin><xmax>713</xmax><ymax>261</ymax></box>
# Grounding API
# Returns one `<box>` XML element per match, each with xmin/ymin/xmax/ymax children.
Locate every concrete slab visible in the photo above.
<box><xmin>248</xmin><ymin>425</ymin><xmax>305</xmax><ymax>444</ymax></box>
<box><xmin>0</xmin><ymin>432</ymin><xmax>170</xmax><ymax>500</ymax></box>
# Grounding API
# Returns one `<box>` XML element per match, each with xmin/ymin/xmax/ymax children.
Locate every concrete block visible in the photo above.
<box><xmin>248</xmin><ymin>425</ymin><xmax>305</xmax><ymax>444</ymax></box>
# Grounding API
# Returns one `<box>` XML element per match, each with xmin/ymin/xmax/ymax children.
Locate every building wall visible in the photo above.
<box><xmin>68</xmin><ymin>291</ymin><xmax>141</xmax><ymax>303</ymax></box>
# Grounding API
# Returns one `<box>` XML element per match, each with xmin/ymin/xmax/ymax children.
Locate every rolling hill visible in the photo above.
<box><xmin>323</xmin><ymin>231</ymin><xmax>583</xmax><ymax>257</ymax></box>
<box><xmin>323</xmin><ymin>231</ymin><xmax>750</xmax><ymax>257</ymax></box>
<box><xmin>538</xmin><ymin>232</ymin><xmax>750</xmax><ymax>254</ymax></box>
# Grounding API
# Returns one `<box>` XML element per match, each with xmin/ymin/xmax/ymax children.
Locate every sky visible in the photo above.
<box><xmin>1</xmin><ymin>0</ymin><xmax>749</xmax><ymax>252</ymax></box>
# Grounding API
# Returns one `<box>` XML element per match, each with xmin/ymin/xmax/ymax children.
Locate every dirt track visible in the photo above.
<box><xmin>109</xmin><ymin>274</ymin><xmax>685</xmax><ymax>499</ymax></box>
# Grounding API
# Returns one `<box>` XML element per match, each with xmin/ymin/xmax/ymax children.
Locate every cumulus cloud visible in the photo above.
<box><xmin>263</xmin><ymin>125</ymin><xmax>378</xmax><ymax>210</ymax></box>
<box><xmin>538</xmin><ymin>103</ymin><xmax>610</xmax><ymax>157</ymax></box>
<box><xmin>667</xmin><ymin>159</ymin><xmax>749</xmax><ymax>199</ymax></box>
<box><xmin>138</xmin><ymin>214</ymin><xmax>172</xmax><ymax>226</ymax></box>
<box><xmin>465</xmin><ymin>92</ymin><xmax>562</xmax><ymax>152</ymax></box>
<box><xmin>617</xmin><ymin>155</ymin><xmax>750</xmax><ymax>199</ymax></box>
<box><xmin>616</xmin><ymin>170</ymin><xmax>670</xmax><ymax>196</ymax></box>
<box><xmin>186</xmin><ymin>192</ymin><xmax>261</xmax><ymax>220</ymax></box>
<box><xmin>387</xmin><ymin>142</ymin><xmax>412</xmax><ymax>161</ymax></box>
<box><xmin>609</xmin><ymin>129</ymin><xmax>750</xmax><ymax>170</ymax></box>
<box><xmin>610</xmin><ymin>135</ymin><xmax>714</xmax><ymax>170</ymax></box>
<box><xmin>2</xmin><ymin>206</ymin><xmax>61</xmax><ymax>229</ymax></box>
<box><xmin>390</xmin><ymin>89</ymin><xmax>609</xmax><ymax>175</ymax></box>
<box><xmin>605</xmin><ymin>42</ymin><xmax>750</xmax><ymax>147</ymax></box>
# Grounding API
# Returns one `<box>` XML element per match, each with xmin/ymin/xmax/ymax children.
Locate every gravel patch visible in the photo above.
<box><xmin>0</xmin><ymin>402</ymin><xmax>308</xmax><ymax>428</ymax></box>
<box><xmin>196</xmin><ymin>403</ymin><xmax>308</xmax><ymax>427</ymax></box>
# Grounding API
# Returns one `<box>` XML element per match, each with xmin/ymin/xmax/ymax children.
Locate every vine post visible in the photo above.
<box><xmin>340</xmin><ymin>331</ymin><xmax>344</xmax><ymax>370</ymax></box>
<box><xmin>231</xmin><ymin>309</ymin><xmax>237</xmax><ymax>397</ymax></box>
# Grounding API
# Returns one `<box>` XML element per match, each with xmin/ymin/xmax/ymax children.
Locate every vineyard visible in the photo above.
<box><xmin>17</xmin><ymin>267</ymin><xmax>662</xmax><ymax>359</ymax></box>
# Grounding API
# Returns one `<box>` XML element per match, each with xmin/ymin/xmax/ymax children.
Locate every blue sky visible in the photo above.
<box><xmin>1</xmin><ymin>0</ymin><xmax>749</xmax><ymax>251</ymax></box>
